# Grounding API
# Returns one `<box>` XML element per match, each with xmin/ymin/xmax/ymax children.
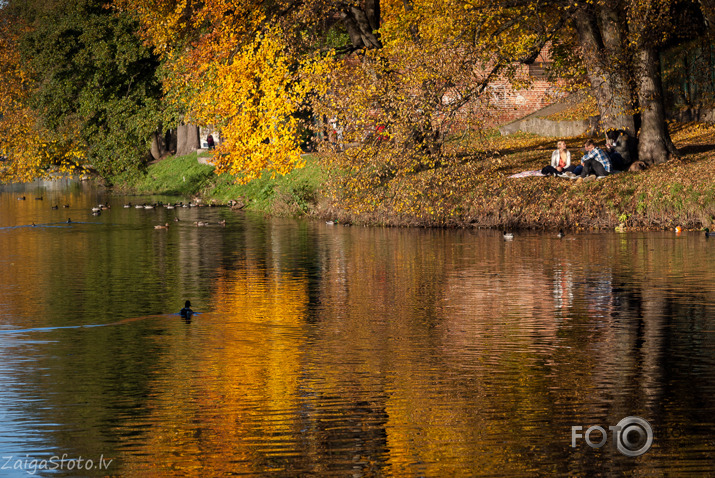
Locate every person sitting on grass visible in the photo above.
<box><xmin>541</xmin><ymin>140</ymin><xmax>571</xmax><ymax>176</ymax></box>
<box><xmin>580</xmin><ymin>139</ymin><xmax>611</xmax><ymax>178</ymax></box>
<box><xmin>541</xmin><ymin>140</ymin><xmax>583</xmax><ymax>177</ymax></box>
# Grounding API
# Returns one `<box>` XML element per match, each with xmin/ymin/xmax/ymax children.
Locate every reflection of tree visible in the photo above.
<box><xmin>117</xmin><ymin>265</ymin><xmax>309</xmax><ymax>475</ymax></box>
<box><xmin>4</xmin><ymin>196</ymin><xmax>714</xmax><ymax>476</ymax></box>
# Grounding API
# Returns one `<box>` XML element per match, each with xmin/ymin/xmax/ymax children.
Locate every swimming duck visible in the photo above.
<box><xmin>135</xmin><ymin>204</ymin><xmax>144</xmax><ymax>209</ymax></box>
<box><xmin>705</xmin><ymin>228</ymin><xmax>715</xmax><ymax>237</ymax></box>
<box><xmin>194</xmin><ymin>221</ymin><xmax>209</xmax><ymax>227</ymax></box>
<box><xmin>503</xmin><ymin>232</ymin><xmax>514</xmax><ymax>240</ymax></box>
<box><xmin>35</xmin><ymin>196</ymin><xmax>43</xmax><ymax>200</ymax></box>
<box><xmin>144</xmin><ymin>204</ymin><xmax>155</xmax><ymax>209</ymax></box>
<box><xmin>174</xmin><ymin>216</ymin><xmax>180</xmax><ymax>222</ymax></box>
<box><xmin>17</xmin><ymin>196</ymin><xmax>25</xmax><ymax>200</ymax></box>
<box><xmin>63</xmin><ymin>204</ymin><xmax>70</xmax><ymax>208</ymax></box>
<box><xmin>91</xmin><ymin>206</ymin><xmax>101</xmax><ymax>212</ymax></box>
<box><xmin>180</xmin><ymin>300</ymin><xmax>193</xmax><ymax>318</ymax></box>
<box><xmin>123</xmin><ymin>202</ymin><xmax>132</xmax><ymax>208</ymax></box>
<box><xmin>66</xmin><ymin>218</ymin><xmax>72</xmax><ymax>224</ymax></box>
<box><xmin>218</xmin><ymin>219</ymin><xmax>226</xmax><ymax>226</ymax></box>
<box><xmin>51</xmin><ymin>205</ymin><xmax>58</xmax><ymax>210</ymax></box>
<box><xmin>154</xmin><ymin>223</ymin><xmax>169</xmax><ymax>230</ymax></box>
<box><xmin>557</xmin><ymin>229</ymin><xmax>565</xmax><ymax>238</ymax></box>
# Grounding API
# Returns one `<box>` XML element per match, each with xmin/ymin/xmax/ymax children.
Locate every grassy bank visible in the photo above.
<box><xmin>318</xmin><ymin>122</ymin><xmax>715</xmax><ymax>230</ymax></box>
<box><xmin>114</xmin><ymin>153</ymin><xmax>325</xmax><ymax>215</ymax></box>
<box><xmin>112</xmin><ymin>122</ymin><xmax>715</xmax><ymax>231</ymax></box>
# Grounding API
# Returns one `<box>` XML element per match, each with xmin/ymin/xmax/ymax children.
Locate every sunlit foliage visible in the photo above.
<box><xmin>114</xmin><ymin>0</ymin><xmax>335</xmax><ymax>183</ymax></box>
<box><xmin>309</xmin><ymin>0</ymin><xmax>563</xmax><ymax>214</ymax></box>
<box><xmin>0</xmin><ymin>12</ymin><xmax>83</xmax><ymax>182</ymax></box>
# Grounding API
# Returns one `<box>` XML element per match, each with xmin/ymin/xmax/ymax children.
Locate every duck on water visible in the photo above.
<box><xmin>180</xmin><ymin>300</ymin><xmax>194</xmax><ymax>318</ymax></box>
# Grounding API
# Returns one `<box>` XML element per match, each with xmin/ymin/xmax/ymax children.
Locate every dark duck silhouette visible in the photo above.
<box><xmin>180</xmin><ymin>300</ymin><xmax>194</xmax><ymax>318</ymax></box>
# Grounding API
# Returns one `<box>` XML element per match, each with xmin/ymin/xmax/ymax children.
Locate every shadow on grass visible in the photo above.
<box><xmin>677</xmin><ymin>143</ymin><xmax>715</xmax><ymax>155</ymax></box>
<box><xmin>493</xmin><ymin>134</ymin><xmax>590</xmax><ymax>157</ymax></box>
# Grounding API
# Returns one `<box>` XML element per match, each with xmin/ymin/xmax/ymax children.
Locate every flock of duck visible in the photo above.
<box><xmin>19</xmin><ymin>195</ymin><xmax>715</xmax><ymax>237</ymax></box>
<box><xmin>502</xmin><ymin>228</ymin><xmax>715</xmax><ymax>239</ymax></box>
<box><xmin>116</xmin><ymin>202</ymin><xmax>228</xmax><ymax>229</ymax></box>
<box><xmin>22</xmin><ymin>196</ymin><xmax>227</xmax><ymax>229</ymax></box>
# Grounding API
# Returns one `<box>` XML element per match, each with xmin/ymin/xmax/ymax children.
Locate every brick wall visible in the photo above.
<box><xmin>440</xmin><ymin>61</ymin><xmax>566</xmax><ymax>133</ymax></box>
<box><xmin>483</xmin><ymin>64</ymin><xmax>565</xmax><ymax>126</ymax></box>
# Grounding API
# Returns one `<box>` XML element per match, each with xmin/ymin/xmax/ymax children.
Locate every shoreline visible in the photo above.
<box><xmin>103</xmin><ymin>125</ymin><xmax>715</xmax><ymax>233</ymax></box>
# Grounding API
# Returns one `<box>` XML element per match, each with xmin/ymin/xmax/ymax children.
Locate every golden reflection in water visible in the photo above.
<box><xmin>3</xmin><ymin>187</ymin><xmax>714</xmax><ymax>477</ymax></box>
<box><xmin>119</xmin><ymin>265</ymin><xmax>308</xmax><ymax>476</ymax></box>
<box><xmin>113</xmin><ymin>226</ymin><xmax>714</xmax><ymax>476</ymax></box>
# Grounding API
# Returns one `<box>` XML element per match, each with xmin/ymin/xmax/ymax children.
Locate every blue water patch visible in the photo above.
<box><xmin>0</xmin><ymin>221</ymin><xmax>105</xmax><ymax>231</ymax></box>
<box><xmin>0</xmin><ymin>314</ymin><xmax>176</xmax><ymax>335</ymax></box>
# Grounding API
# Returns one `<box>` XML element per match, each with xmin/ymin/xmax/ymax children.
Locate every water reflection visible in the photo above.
<box><xmin>0</xmin><ymin>181</ymin><xmax>713</xmax><ymax>476</ymax></box>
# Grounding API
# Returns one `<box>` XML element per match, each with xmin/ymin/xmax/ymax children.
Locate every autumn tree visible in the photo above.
<box><xmin>112</xmin><ymin>0</ymin><xmax>710</xmax><ymax>187</ymax></box>
<box><xmin>564</xmin><ymin>0</ymin><xmax>708</xmax><ymax>164</ymax></box>
<box><xmin>112</xmin><ymin>0</ymin><xmax>342</xmax><ymax>182</ymax></box>
<box><xmin>627</xmin><ymin>0</ymin><xmax>706</xmax><ymax>163</ymax></box>
<box><xmin>306</xmin><ymin>0</ymin><xmax>565</xmax><ymax>213</ymax></box>
<box><xmin>3</xmin><ymin>0</ymin><xmax>163</xmax><ymax>181</ymax></box>
<box><xmin>0</xmin><ymin>8</ymin><xmax>83</xmax><ymax>182</ymax></box>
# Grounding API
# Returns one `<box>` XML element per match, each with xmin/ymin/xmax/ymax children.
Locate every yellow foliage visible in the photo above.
<box><xmin>114</xmin><ymin>0</ymin><xmax>560</xmax><ymax>185</ymax></box>
<box><xmin>0</xmin><ymin>16</ymin><xmax>83</xmax><ymax>183</ymax></box>
<box><xmin>306</xmin><ymin>0</ymin><xmax>562</xmax><ymax>215</ymax></box>
<box><xmin>115</xmin><ymin>0</ymin><xmax>333</xmax><ymax>183</ymax></box>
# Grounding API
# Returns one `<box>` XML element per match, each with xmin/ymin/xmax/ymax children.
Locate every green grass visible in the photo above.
<box><xmin>114</xmin><ymin>152</ymin><xmax>215</xmax><ymax>196</ymax></box>
<box><xmin>113</xmin><ymin>152</ymin><xmax>325</xmax><ymax>216</ymax></box>
<box><xmin>201</xmin><ymin>154</ymin><xmax>324</xmax><ymax>214</ymax></box>
<box><xmin>109</xmin><ymin>122</ymin><xmax>715</xmax><ymax>230</ymax></box>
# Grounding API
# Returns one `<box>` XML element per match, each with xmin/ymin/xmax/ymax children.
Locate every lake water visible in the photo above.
<box><xmin>0</xmin><ymin>180</ymin><xmax>714</xmax><ymax>476</ymax></box>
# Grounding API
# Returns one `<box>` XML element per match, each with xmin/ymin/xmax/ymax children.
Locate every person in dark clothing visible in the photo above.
<box><xmin>580</xmin><ymin>139</ymin><xmax>611</xmax><ymax>178</ymax></box>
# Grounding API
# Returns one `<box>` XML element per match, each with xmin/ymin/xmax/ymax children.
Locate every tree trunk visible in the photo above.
<box><xmin>150</xmin><ymin>130</ymin><xmax>167</xmax><ymax>161</ymax></box>
<box><xmin>573</xmin><ymin>7</ymin><xmax>636</xmax><ymax>137</ymax></box>
<box><xmin>636</xmin><ymin>47</ymin><xmax>678</xmax><ymax>164</ymax></box>
<box><xmin>596</xmin><ymin>6</ymin><xmax>636</xmax><ymax>135</ymax></box>
<box><xmin>176</xmin><ymin>124</ymin><xmax>200</xmax><ymax>157</ymax></box>
<box><xmin>341</xmin><ymin>3</ymin><xmax>382</xmax><ymax>49</ymax></box>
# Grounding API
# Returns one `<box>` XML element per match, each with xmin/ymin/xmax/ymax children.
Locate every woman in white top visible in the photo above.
<box><xmin>541</xmin><ymin>140</ymin><xmax>573</xmax><ymax>176</ymax></box>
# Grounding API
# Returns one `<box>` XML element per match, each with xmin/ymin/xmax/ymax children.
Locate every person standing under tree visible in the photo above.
<box><xmin>207</xmin><ymin>134</ymin><xmax>215</xmax><ymax>150</ymax></box>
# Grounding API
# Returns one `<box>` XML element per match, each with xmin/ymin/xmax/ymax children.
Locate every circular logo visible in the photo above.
<box><xmin>615</xmin><ymin>416</ymin><xmax>653</xmax><ymax>457</ymax></box>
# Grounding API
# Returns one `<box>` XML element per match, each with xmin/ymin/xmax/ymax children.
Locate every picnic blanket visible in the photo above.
<box><xmin>508</xmin><ymin>170</ymin><xmax>621</xmax><ymax>179</ymax></box>
<box><xmin>508</xmin><ymin>170</ymin><xmax>544</xmax><ymax>178</ymax></box>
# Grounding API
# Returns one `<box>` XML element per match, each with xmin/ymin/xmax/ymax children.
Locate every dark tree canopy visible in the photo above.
<box><xmin>6</xmin><ymin>0</ymin><xmax>163</xmax><ymax>179</ymax></box>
